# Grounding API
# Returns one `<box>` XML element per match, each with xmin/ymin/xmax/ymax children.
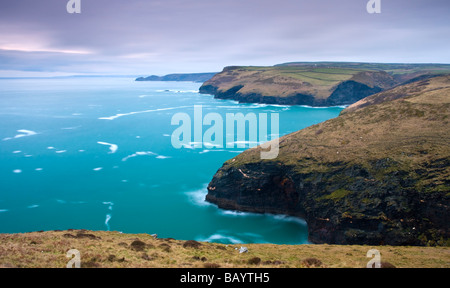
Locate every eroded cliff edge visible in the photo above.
<box><xmin>206</xmin><ymin>75</ymin><xmax>450</xmax><ymax>246</ymax></box>
<box><xmin>199</xmin><ymin>63</ymin><xmax>450</xmax><ymax>106</ymax></box>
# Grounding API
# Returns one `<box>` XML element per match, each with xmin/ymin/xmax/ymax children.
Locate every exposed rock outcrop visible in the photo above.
<box><xmin>199</xmin><ymin>63</ymin><xmax>450</xmax><ymax>106</ymax></box>
<box><xmin>206</xmin><ymin>75</ymin><xmax>450</xmax><ymax>246</ymax></box>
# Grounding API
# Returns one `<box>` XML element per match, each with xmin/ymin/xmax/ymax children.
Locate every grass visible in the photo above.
<box><xmin>0</xmin><ymin>230</ymin><xmax>449</xmax><ymax>268</ymax></box>
<box><xmin>227</xmin><ymin>75</ymin><xmax>450</xmax><ymax>180</ymax></box>
<box><xmin>206</xmin><ymin>63</ymin><xmax>450</xmax><ymax>101</ymax></box>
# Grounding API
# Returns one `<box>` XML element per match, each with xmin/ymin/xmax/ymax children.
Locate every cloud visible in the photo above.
<box><xmin>0</xmin><ymin>0</ymin><xmax>449</xmax><ymax>76</ymax></box>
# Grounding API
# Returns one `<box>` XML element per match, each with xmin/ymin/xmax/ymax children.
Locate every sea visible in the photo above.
<box><xmin>0</xmin><ymin>77</ymin><xmax>344</xmax><ymax>245</ymax></box>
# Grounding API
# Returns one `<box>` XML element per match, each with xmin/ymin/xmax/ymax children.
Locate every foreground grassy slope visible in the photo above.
<box><xmin>206</xmin><ymin>75</ymin><xmax>450</xmax><ymax>246</ymax></box>
<box><xmin>0</xmin><ymin>230</ymin><xmax>449</xmax><ymax>268</ymax></box>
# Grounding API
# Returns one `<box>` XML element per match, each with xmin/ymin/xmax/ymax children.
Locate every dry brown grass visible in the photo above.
<box><xmin>230</xmin><ymin>75</ymin><xmax>450</xmax><ymax>183</ymax></box>
<box><xmin>0</xmin><ymin>230</ymin><xmax>449</xmax><ymax>268</ymax></box>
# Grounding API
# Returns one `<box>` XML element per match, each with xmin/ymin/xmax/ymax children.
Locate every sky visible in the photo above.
<box><xmin>0</xmin><ymin>0</ymin><xmax>449</xmax><ymax>77</ymax></box>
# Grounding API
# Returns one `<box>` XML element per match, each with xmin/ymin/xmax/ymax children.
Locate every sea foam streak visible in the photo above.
<box><xmin>98</xmin><ymin>106</ymin><xmax>190</xmax><ymax>120</ymax></box>
<box><xmin>196</xmin><ymin>234</ymin><xmax>242</xmax><ymax>244</ymax></box>
<box><xmin>97</xmin><ymin>141</ymin><xmax>118</xmax><ymax>154</ymax></box>
<box><xmin>122</xmin><ymin>151</ymin><xmax>156</xmax><ymax>162</ymax></box>
<box><xmin>3</xmin><ymin>130</ymin><xmax>37</xmax><ymax>141</ymax></box>
<box><xmin>61</xmin><ymin>126</ymin><xmax>82</xmax><ymax>130</ymax></box>
<box><xmin>157</xmin><ymin>89</ymin><xmax>199</xmax><ymax>93</ymax></box>
<box><xmin>186</xmin><ymin>185</ymin><xmax>214</xmax><ymax>207</ymax></box>
<box><xmin>105</xmin><ymin>214</ymin><xmax>112</xmax><ymax>231</ymax></box>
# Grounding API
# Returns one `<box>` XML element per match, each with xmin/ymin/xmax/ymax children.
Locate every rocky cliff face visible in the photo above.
<box><xmin>199</xmin><ymin>63</ymin><xmax>449</xmax><ymax>107</ymax></box>
<box><xmin>206</xmin><ymin>75</ymin><xmax>450</xmax><ymax>246</ymax></box>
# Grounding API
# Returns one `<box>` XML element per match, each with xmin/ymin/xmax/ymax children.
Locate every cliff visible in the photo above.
<box><xmin>199</xmin><ymin>63</ymin><xmax>450</xmax><ymax>106</ymax></box>
<box><xmin>206</xmin><ymin>75</ymin><xmax>450</xmax><ymax>246</ymax></box>
<box><xmin>136</xmin><ymin>72</ymin><xmax>217</xmax><ymax>83</ymax></box>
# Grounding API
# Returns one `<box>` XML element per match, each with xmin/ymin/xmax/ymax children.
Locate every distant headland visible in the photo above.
<box><xmin>136</xmin><ymin>72</ymin><xmax>218</xmax><ymax>83</ymax></box>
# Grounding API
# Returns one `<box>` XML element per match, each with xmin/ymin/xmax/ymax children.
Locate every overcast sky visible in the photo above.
<box><xmin>0</xmin><ymin>0</ymin><xmax>449</xmax><ymax>76</ymax></box>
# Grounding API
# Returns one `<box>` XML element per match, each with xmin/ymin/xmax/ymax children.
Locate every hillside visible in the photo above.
<box><xmin>206</xmin><ymin>75</ymin><xmax>450</xmax><ymax>246</ymax></box>
<box><xmin>199</xmin><ymin>63</ymin><xmax>450</xmax><ymax>106</ymax></box>
<box><xmin>136</xmin><ymin>73</ymin><xmax>217</xmax><ymax>83</ymax></box>
<box><xmin>0</xmin><ymin>230</ymin><xmax>448</xmax><ymax>268</ymax></box>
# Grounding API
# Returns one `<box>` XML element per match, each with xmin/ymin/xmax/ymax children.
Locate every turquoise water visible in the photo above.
<box><xmin>0</xmin><ymin>77</ymin><xmax>343</xmax><ymax>244</ymax></box>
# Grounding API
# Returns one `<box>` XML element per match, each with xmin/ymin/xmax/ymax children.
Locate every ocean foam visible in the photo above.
<box><xmin>270</xmin><ymin>214</ymin><xmax>308</xmax><ymax>226</ymax></box>
<box><xmin>158</xmin><ymin>89</ymin><xmax>199</xmax><ymax>94</ymax></box>
<box><xmin>186</xmin><ymin>185</ymin><xmax>214</xmax><ymax>207</ymax></box>
<box><xmin>197</xmin><ymin>234</ymin><xmax>242</xmax><ymax>244</ymax></box>
<box><xmin>220</xmin><ymin>210</ymin><xmax>252</xmax><ymax>217</ymax></box>
<box><xmin>35</xmin><ymin>168</ymin><xmax>43</xmax><ymax>171</ymax></box>
<box><xmin>13</xmin><ymin>169</ymin><xmax>22</xmax><ymax>174</ymax></box>
<box><xmin>105</xmin><ymin>214</ymin><xmax>112</xmax><ymax>231</ymax></box>
<box><xmin>103</xmin><ymin>202</ymin><xmax>114</xmax><ymax>211</ymax></box>
<box><xmin>61</xmin><ymin>126</ymin><xmax>82</xmax><ymax>130</ymax></box>
<box><xmin>0</xmin><ymin>209</ymin><xmax>8</xmax><ymax>213</ymax></box>
<box><xmin>55</xmin><ymin>150</ymin><xmax>67</xmax><ymax>154</ymax></box>
<box><xmin>93</xmin><ymin>167</ymin><xmax>103</xmax><ymax>171</ymax></box>
<box><xmin>27</xmin><ymin>205</ymin><xmax>39</xmax><ymax>209</ymax></box>
<box><xmin>122</xmin><ymin>151</ymin><xmax>155</xmax><ymax>162</ymax></box>
<box><xmin>156</xmin><ymin>155</ymin><xmax>171</xmax><ymax>159</ymax></box>
<box><xmin>98</xmin><ymin>106</ymin><xmax>190</xmax><ymax>121</ymax></box>
<box><xmin>13</xmin><ymin>151</ymin><xmax>22</xmax><ymax>154</ymax></box>
<box><xmin>299</xmin><ymin>105</ymin><xmax>349</xmax><ymax>109</ymax></box>
<box><xmin>3</xmin><ymin>129</ymin><xmax>37</xmax><ymax>141</ymax></box>
<box><xmin>97</xmin><ymin>141</ymin><xmax>118</xmax><ymax>154</ymax></box>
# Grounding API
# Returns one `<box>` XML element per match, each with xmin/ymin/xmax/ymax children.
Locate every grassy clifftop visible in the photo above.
<box><xmin>199</xmin><ymin>62</ymin><xmax>450</xmax><ymax>106</ymax></box>
<box><xmin>0</xmin><ymin>230</ymin><xmax>448</xmax><ymax>268</ymax></box>
<box><xmin>206</xmin><ymin>75</ymin><xmax>450</xmax><ymax>246</ymax></box>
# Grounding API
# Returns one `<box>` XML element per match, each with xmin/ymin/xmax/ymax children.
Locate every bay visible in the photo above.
<box><xmin>0</xmin><ymin>77</ymin><xmax>343</xmax><ymax>244</ymax></box>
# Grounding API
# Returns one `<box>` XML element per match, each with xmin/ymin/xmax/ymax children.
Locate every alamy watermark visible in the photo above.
<box><xmin>171</xmin><ymin>105</ymin><xmax>279</xmax><ymax>160</ymax></box>
<box><xmin>366</xmin><ymin>249</ymin><xmax>382</xmax><ymax>268</ymax></box>
<box><xmin>67</xmin><ymin>1</ymin><xmax>381</xmax><ymax>14</ymax></box>
<box><xmin>67</xmin><ymin>0</ymin><xmax>81</xmax><ymax>14</ymax></box>
<box><xmin>367</xmin><ymin>0</ymin><xmax>381</xmax><ymax>14</ymax></box>
<box><xmin>66</xmin><ymin>249</ymin><xmax>81</xmax><ymax>268</ymax></box>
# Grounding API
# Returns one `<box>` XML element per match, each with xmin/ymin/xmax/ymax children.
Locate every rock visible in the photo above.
<box><xmin>206</xmin><ymin>75</ymin><xmax>450</xmax><ymax>246</ymax></box>
<box><xmin>199</xmin><ymin>63</ymin><xmax>446</xmax><ymax>106</ymax></box>
<box><xmin>130</xmin><ymin>240</ymin><xmax>147</xmax><ymax>251</ymax></box>
<box><xmin>183</xmin><ymin>240</ymin><xmax>202</xmax><ymax>249</ymax></box>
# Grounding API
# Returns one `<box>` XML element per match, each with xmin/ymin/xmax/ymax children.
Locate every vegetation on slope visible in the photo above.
<box><xmin>199</xmin><ymin>62</ymin><xmax>450</xmax><ymax>106</ymax></box>
<box><xmin>206</xmin><ymin>75</ymin><xmax>450</xmax><ymax>246</ymax></box>
<box><xmin>0</xmin><ymin>230</ymin><xmax>448</xmax><ymax>268</ymax></box>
